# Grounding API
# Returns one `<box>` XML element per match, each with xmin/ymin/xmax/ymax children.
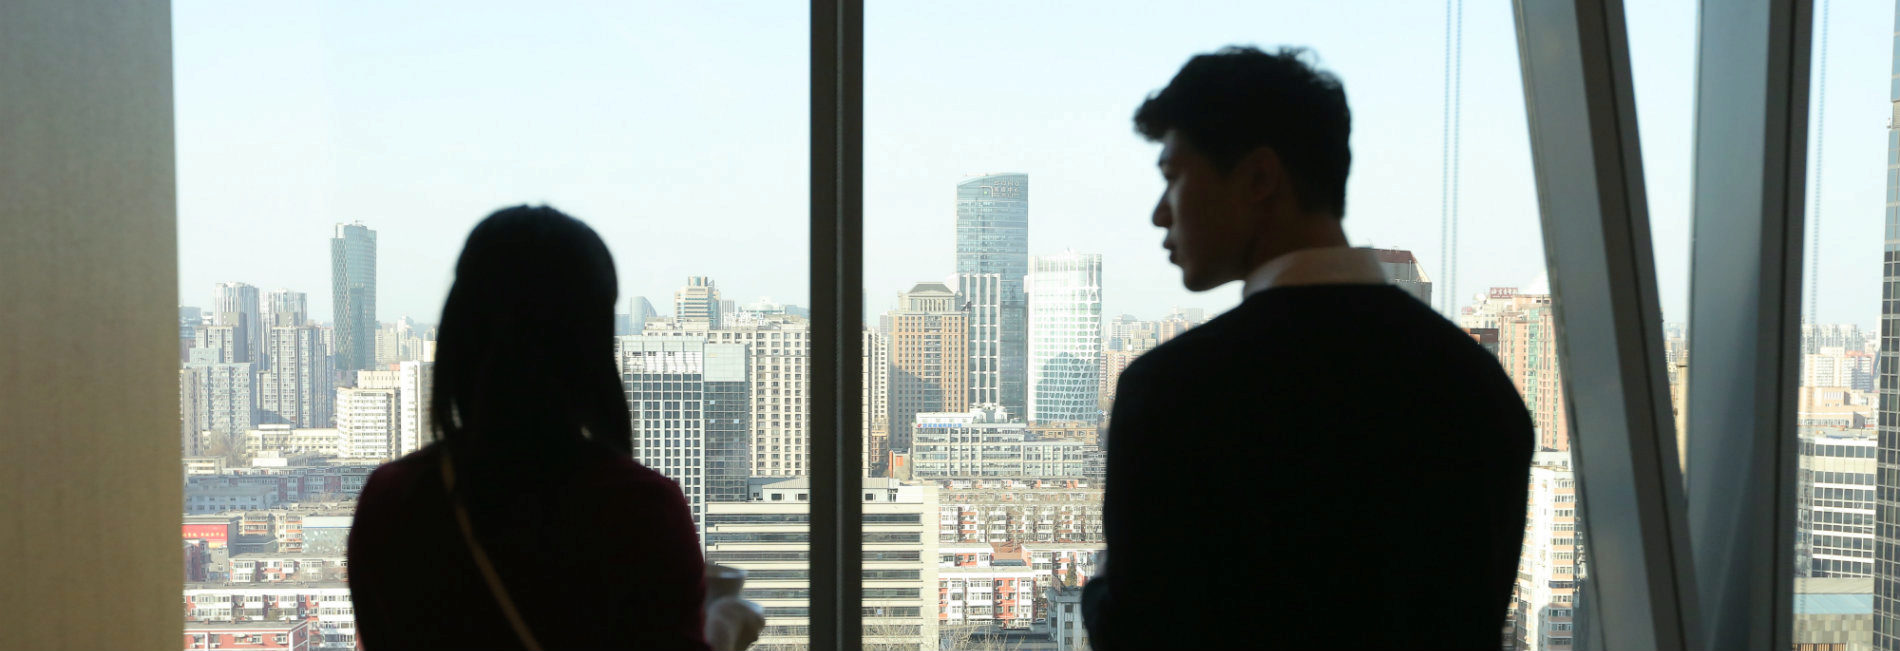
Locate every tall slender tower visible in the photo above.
<box><xmin>330</xmin><ymin>222</ymin><xmax>377</xmax><ymax>378</ymax></box>
<box><xmin>1873</xmin><ymin>5</ymin><xmax>1900</xmax><ymax>646</ymax></box>
<box><xmin>1026</xmin><ymin>252</ymin><xmax>1103</xmax><ymax>424</ymax></box>
<box><xmin>956</xmin><ymin>174</ymin><xmax>1029</xmax><ymax>418</ymax></box>
<box><xmin>213</xmin><ymin>282</ymin><xmax>262</xmax><ymax>369</ymax></box>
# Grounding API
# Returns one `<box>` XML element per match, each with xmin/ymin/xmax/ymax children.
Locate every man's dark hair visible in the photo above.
<box><xmin>1136</xmin><ymin>45</ymin><xmax>1352</xmax><ymax>216</ymax></box>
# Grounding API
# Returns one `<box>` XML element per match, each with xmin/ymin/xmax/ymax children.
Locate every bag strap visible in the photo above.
<box><xmin>441</xmin><ymin>453</ymin><xmax>544</xmax><ymax>651</ymax></box>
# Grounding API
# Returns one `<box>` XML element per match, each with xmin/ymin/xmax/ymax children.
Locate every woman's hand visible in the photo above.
<box><xmin>704</xmin><ymin>595</ymin><xmax>764</xmax><ymax>651</ymax></box>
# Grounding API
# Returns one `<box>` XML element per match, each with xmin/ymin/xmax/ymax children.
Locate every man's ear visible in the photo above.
<box><xmin>1235</xmin><ymin>146</ymin><xmax>1283</xmax><ymax>206</ymax></box>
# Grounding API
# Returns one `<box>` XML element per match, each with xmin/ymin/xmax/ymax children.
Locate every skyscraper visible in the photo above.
<box><xmin>956</xmin><ymin>174</ymin><xmax>1029</xmax><ymax>418</ymax></box>
<box><xmin>863</xmin><ymin>326</ymin><xmax>891</xmax><ymax>476</ymax></box>
<box><xmin>618</xmin><ymin>336</ymin><xmax>750</xmax><ymax>536</ymax></box>
<box><xmin>182</xmin><ymin>347</ymin><xmax>256</xmax><ymax>441</ymax></box>
<box><xmin>260</xmin><ymin>320</ymin><xmax>333</xmax><ymax>429</ymax></box>
<box><xmin>887</xmin><ymin>283</ymin><xmax>969</xmax><ymax>453</ymax></box>
<box><xmin>213</xmin><ymin>282</ymin><xmax>262</xmax><ymax>369</ymax></box>
<box><xmin>1876</xmin><ymin>7</ymin><xmax>1900</xmax><ymax>637</ymax></box>
<box><xmin>626</xmin><ymin>295</ymin><xmax>659</xmax><ymax>334</ymax></box>
<box><xmin>330</xmin><ymin>222</ymin><xmax>377</xmax><ymax>378</ymax></box>
<box><xmin>641</xmin><ymin>314</ymin><xmax>809</xmax><ymax>478</ymax></box>
<box><xmin>1026</xmin><ymin>252</ymin><xmax>1103</xmax><ymax>425</ymax></box>
<box><xmin>954</xmin><ymin>273</ymin><xmax>1002</xmax><ymax>410</ymax></box>
<box><xmin>675</xmin><ymin>276</ymin><xmax>722</xmax><ymax>328</ymax></box>
<box><xmin>265</xmin><ymin>289</ymin><xmax>307</xmax><ymax>327</ymax></box>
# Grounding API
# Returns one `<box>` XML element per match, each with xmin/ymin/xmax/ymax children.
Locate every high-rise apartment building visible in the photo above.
<box><xmin>888</xmin><ymin>282</ymin><xmax>969</xmax><ymax>453</ymax></box>
<box><xmin>183</xmin><ymin>347</ymin><xmax>257</xmax><ymax>440</ymax></box>
<box><xmin>334</xmin><ymin>385</ymin><xmax>397</xmax><ymax>461</ymax></box>
<box><xmin>1801</xmin><ymin>427</ymin><xmax>1876</xmax><ymax>578</ymax></box>
<box><xmin>1806</xmin><ymin>346</ymin><xmax>1877</xmax><ymax>391</ymax></box>
<box><xmin>260</xmin><ymin>322</ymin><xmax>333</xmax><ymax>429</ymax></box>
<box><xmin>1026</xmin><ymin>252</ymin><xmax>1102</xmax><ymax>425</ymax></box>
<box><xmin>956</xmin><ymin>173</ymin><xmax>1029</xmax><ymax>419</ymax></box>
<box><xmin>1372</xmin><ymin>248</ymin><xmax>1434</xmax><ymax>306</ymax></box>
<box><xmin>330</xmin><ymin>222</ymin><xmax>377</xmax><ymax>378</ymax></box>
<box><xmin>618</xmin><ymin>336</ymin><xmax>750</xmax><ymax>533</ymax></box>
<box><xmin>955</xmin><ymin>273</ymin><xmax>1003</xmax><ymax>411</ymax></box>
<box><xmin>1807</xmin><ymin>323</ymin><xmax>1874</xmax><ymax>355</ymax></box>
<box><xmin>265</xmin><ymin>289</ymin><xmax>307</xmax><ymax>327</ymax></box>
<box><xmin>1471</xmin><ymin>289</ymin><xmax>1570</xmax><ymax>452</ymax></box>
<box><xmin>703</xmin><ymin>478</ymin><xmax>939</xmax><ymax>651</ymax></box>
<box><xmin>641</xmin><ymin>315</ymin><xmax>808</xmax><ymax>477</ymax></box>
<box><xmin>397</xmin><ymin>361</ymin><xmax>434</xmax><ymax>457</ymax></box>
<box><xmin>1512</xmin><ymin>452</ymin><xmax>1579</xmax><ymax>651</ymax></box>
<box><xmin>675</xmin><ymin>276</ymin><xmax>722</xmax><ymax>328</ymax></box>
<box><xmin>214</xmin><ymin>282</ymin><xmax>264</xmax><ymax>369</ymax></box>
<box><xmin>195</xmin><ymin>325</ymin><xmax>242</xmax><ymax>364</ymax></box>
<box><xmin>864</xmin><ymin>326</ymin><xmax>891</xmax><ymax>475</ymax></box>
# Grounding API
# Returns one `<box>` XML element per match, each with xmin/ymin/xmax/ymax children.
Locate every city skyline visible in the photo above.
<box><xmin>174</xmin><ymin>1</ymin><xmax>1900</xmax><ymax>332</ymax></box>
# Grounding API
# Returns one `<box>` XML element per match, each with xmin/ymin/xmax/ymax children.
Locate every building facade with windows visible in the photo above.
<box><xmin>333</xmin><ymin>386</ymin><xmax>396</xmax><ymax>461</ymax></box>
<box><xmin>703</xmin><ymin>477</ymin><xmax>939</xmax><ymax>651</ymax></box>
<box><xmin>675</xmin><ymin>276</ymin><xmax>723</xmax><ymax>328</ymax></box>
<box><xmin>328</xmin><ymin>222</ymin><xmax>376</xmax><ymax>377</ymax></box>
<box><xmin>1513</xmin><ymin>453</ymin><xmax>1579</xmax><ymax>651</ymax></box>
<box><xmin>1025</xmin><ymin>252</ymin><xmax>1102</xmax><ymax>425</ymax></box>
<box><xmin>618</xmin><ymin>336</ymin><xmax>750</xmax><ymax>534</ymax></box>
<box><xmin>956</xmin><ymin>173</ymin><xmax>1029</xmax><ymax>419</ymax></box>
<box><xmin>912</xmin><ymin>406</ymin><xmax>1087</xmax><ymax>480</ymax></box>
<box><xmin>888</xmin><ymin>282</ymin><xmax>969</xmax><ymax>454</ymax></box>
<box><xmin>641</xmin><ymin>315</ymin><xmax>808</xmax><ymax>478</ymax></box>
<box><xmin>1799</xmin><ymin>427</ymin><xmax>1876</xmax><ymax>578</ymax></box>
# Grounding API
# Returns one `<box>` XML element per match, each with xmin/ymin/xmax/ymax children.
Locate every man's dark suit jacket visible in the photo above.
<box><xmin>1083</xmin><ymin>284</ymin><xmax>1535</xmax><ymax>650</ymax></box>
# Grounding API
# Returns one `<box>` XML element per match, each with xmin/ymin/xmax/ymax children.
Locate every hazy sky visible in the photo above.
<box><xmin>174</xmin><ymin>1</ymin><xmax>1891</xmax><ymax>329</ymax></box>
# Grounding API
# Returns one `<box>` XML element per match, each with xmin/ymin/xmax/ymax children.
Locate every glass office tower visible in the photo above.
<box><xmin>955</xmin><ymin>173</ymin><xmax>1029</xmax><ymax>419</ymax></box>
<box><xmin>329</xmin><ymin>222</ymin><xmax>377</xmax><ymax>378</ymax></box>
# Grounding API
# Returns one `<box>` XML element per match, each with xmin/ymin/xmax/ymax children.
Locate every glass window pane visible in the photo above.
<box><xmin>173</xmin><ymin>4</ymin><xmax>807</xmax><ymax>650</ymax></box>
<box><xmin>868</xmin><ymin>3</ymin><xmax>1574</xmax><ymax>649</ymax></box>
<box><xmin>1778</xmin><ymin>0</ymin><xmax>1888</xmax><ymax>646</ymax></box>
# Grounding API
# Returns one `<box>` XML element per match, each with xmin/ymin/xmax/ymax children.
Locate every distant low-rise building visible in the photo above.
<box><xmin>184</xmin><ymin>580</ymin><xmax>353</xmax><ymax>650</ymax></box>
<box><xmin>183</xmin><ymin>620</ymin><xmax>311</xmax><ymax>651</ymax></box>
<box><xmin>913</xmin><ymin>406</ymin><xmax>1088</xmax><ymax>480</ymax></box>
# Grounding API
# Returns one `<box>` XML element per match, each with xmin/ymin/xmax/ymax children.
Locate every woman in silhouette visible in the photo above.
<box><xmin>348</xmin><ymin>206</ymin><xmax>716</xmax><ymax>650</ymax></box>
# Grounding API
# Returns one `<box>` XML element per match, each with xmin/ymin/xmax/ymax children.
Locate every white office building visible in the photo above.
<box><xmin>618</xmin><ymin>336</ymin><xmax>750</xmax><ymax>536</ymax></box>
<box><xmin>334</xmin><ymin>386</ymin><xmax>397</xmax><ymax>461</ymax></box>
<box><xmin>1513</xmin><ymin>452</ymin><xmax>1579</xmax><ymax>651</ymax></box>
<box><xmin>1025</xmin><ymin>252</ymin><xmax>1102</xmax><ymax>424</ymax></box>
<box><xmin>641</xmin><ymin>316</ymin><xmax>808</xmax><ymax>478</ymax></box>
<box><xmin>954</xmin><ymin>273</ymin><xmax>1003</xmax><ymax>410</ymax></box>
<box><xmin>1799</xmin><ymin>427</ymin><xmax>1876</xmax><ymax>578</ymax></box>
<box><xmin>397</xmin><ymin>360</ymin><xmax>434</xmax><ymax>456</ymax></box>
<box><xmin>704</xmin><ymin>478</ymin><xmax>939</xmax><ymax>651</ymax></box>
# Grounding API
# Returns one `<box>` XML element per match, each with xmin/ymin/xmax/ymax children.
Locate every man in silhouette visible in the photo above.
<box><xmin>1083</xmin><ymin>46</ymin><xmax>1534</xmax><ymax>650</ymax></box>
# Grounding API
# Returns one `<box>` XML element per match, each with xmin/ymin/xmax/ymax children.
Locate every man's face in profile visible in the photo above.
<box><xmin>1153</xmin><ymin>130</ymin><xmax>1254</xmax><ymax>292</ymax></box>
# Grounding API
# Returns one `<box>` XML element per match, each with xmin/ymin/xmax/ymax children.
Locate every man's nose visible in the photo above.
<box><xmin>1152</xmin><ymin>199</ymin><xmax>1170</xmax><ymax>228</ymax></box>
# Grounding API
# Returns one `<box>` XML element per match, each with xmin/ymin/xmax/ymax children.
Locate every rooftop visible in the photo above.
<box><xmin>1793</xmin><ymin>577</ymin><xmax>1873</xmax><ymax>616</ymax></box>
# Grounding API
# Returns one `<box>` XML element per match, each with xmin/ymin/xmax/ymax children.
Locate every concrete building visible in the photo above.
<box><xmin>935</xmin><ymin>480</ymin><xmax>1104</xmax><ymax>544</ymax></box>
<box><xmin>675</xmin><ymin>276</ymin><xmax>723</xmax><ymax>328</ymax></box>
<box><xmin>888</xmin><ymin>282</ymin><xmax>969</xmax><ymax>453</ymax></box>
<box><xmin>956</xmin><ymin>173</ymin><xmax>1030</xmax><ymax>419</ymax></box>
<box><xmin>229</xmin><ymin>553</ymin><xmax>349</xmax><ymax>583</ymax></box>
<box><xmin>1026</xmin><ymin>252</ymin><xmax>1102</xmax><ymax>425</ymax></box>
<box><xmin>618</xmin><ymin>336</ymin><xmax>750</xmax><ymax>534</ymax></box>
<box><xmin>1795</xmin><ymin>577</ymin><xmax>1874</xmax><ymax>651</ymax></box>
<box><xmin>641</xmin><ymin>315</ymin><xmax>807</xmax><ymax>477</ymax></box>
<box><xmin>704</xmin><ymin>477</ymin><xmax>939</xmax><ymax>651</ymax></box>
<box><xmin>185</xmin><ymin>483</ymin><xmax>283</xmax><ymax>515</ymax></box>
<box><xmin>913</xmin><ymin>406</ymin><xmax>1088</xmax><ymax>480</ymax></box>
<box><xmin>1801</xmin><ymin>387</ymin><xmax>1876</xmax><ymax>429</ymax></box>
<box><xmin>1806</xmin><ymin>323</ymin><xmax>1874</xmax><ymax>355</ymax></box>
<box><xmin>1806</xmin><ymin>346</ymin><xmax>1877</xmax><ymax>391</ymax></box>
<box><xmin>183</xmin><ymin>620</ymin><xmax>311</xmax><ymax>651</ymax></box>
<box><xmin>1372</xmin><ymin>248</ymin><xmax>1434</xmax><ymax>306</ymax></box>
<box><xmin>184</xmin><ymin>347</ymin><xmax>258</xmax><ymax>438</ymax></box>
<box><xmin>260</xmin><ymin>321</ymin><xmax>332</xmax><ymax>429</ymax></box>
<box><xmin>397</xmin><ymin>360</ymin><xmax>433</xmax><ymax>456</ymax></box>
<box><xmin>329</xmin><ymin>222</ymin><xmax>377</xmax><ymax>377</ymax></box>
<box><xmin>937</xmin><ymin>540</ymin><xmax>1100</xmax><ymax>633</ymax></box>
<box><xmin>1470</xmin><ymin>289</ymin><xmax>1570</xmax><ymax>452</ymax></box>
<box><xmin>334</xmin><ymin>386</ymin><xmax>396</xmax><ymax>461</ymax></box>
<box><xmin>215</xmin><ymin>281</ymin><xmax>265</xmax><ymax>369</ymax></box>
<box><xmin>1047</xmin><ymin>583</ymin><xmax>1091</xmax><ymax>651</ymax></box>
<box><xmin>954</xmin><ymin>273</ymin><xmax>1004</xmax><ymax>411</ymax></box>
<box><xmin>864</xmin><ymin>326</ymin><xmax>891</xmax><ymax>476</ymax></box>
<box><xmin>1800</xmin><ymin>427</ymin><xmax>1876</xmax><ymax>578</ymax></box>
<box><xmin>243</xmin><ymin>425</ymin><xmax>345</xmax><ymax>459</ymax></box>
<box><xmin>1512</xmin><ymin>453</ymin><xmax>1579</xmax><ymax>651</ymax></box>
<box><xmin>184</xmin><ymin>581</ymin><xmax>353</xmax><ymax>650</ymax></box>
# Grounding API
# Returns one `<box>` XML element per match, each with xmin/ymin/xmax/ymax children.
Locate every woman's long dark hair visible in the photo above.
<box><xmin>431</xmin><ymin>205</ymin><xmax>632</xmax><ymax>479</ymax></box>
